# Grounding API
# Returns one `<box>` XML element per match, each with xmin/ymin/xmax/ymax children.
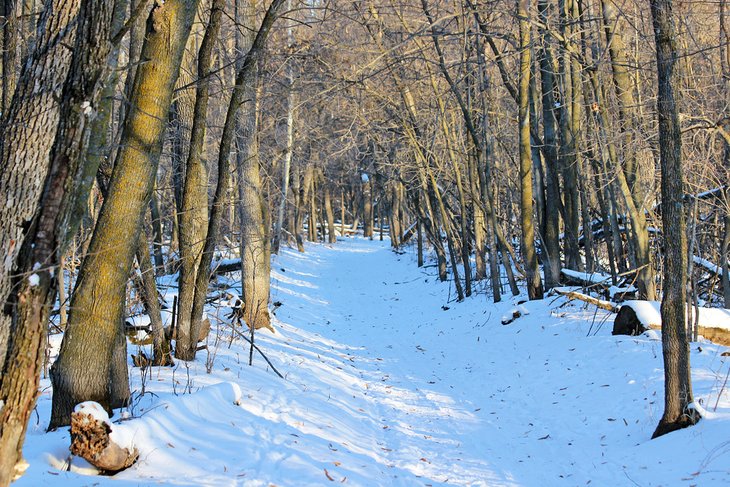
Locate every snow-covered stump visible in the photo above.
<box><xmin>70</xmin><ymin>402</ymin><xmax>138</xmax><ymax>473</ymax></box>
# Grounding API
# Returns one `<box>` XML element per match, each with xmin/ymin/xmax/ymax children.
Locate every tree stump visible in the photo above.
<box><xmin>612</xmin><ymin>305</ymin><xmax>647</xmax><ymax>336</ymax></box>
<box><xmin>70</xmin><ymin>402</ymin><xmax>138</xmax><ymax>473</ymax></box>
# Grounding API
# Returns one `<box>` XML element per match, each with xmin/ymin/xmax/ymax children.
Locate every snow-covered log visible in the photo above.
<box><xmin>613</xmin><ymin>300</ymin><xmax>730</xmax><ymax>346</ymax></box>
<box><xmin>553</xmin><ymin>287</ymin><xmax>618</xmax><ymax>312</ymax></box>
<box><xmin>70</xmin><ymin>402</ymin><xmax>137</xmax><ymax>473</ymax></box>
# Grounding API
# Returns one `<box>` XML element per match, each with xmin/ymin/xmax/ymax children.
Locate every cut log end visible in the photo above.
<box><xmin>612</xmin><ymin>305</ymin><xmax>647</xmax><ymax>336</ymax></box>
<box><xmin>70</xmin><ymin>411</ymin><xmax>138</xmax><ymax>473</ymax></box>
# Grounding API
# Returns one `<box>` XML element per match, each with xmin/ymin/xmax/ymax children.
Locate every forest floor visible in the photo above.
<box><xmin>17</xmin><ymin>237</ymin><xmax>730</xmax><ymax>486</ymax></box>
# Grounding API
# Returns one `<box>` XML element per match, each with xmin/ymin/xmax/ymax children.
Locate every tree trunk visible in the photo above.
<box><xmin>136</xmin><ymin>231</ymin><xmax>172</xmax><ymax>366</ymax></box>
<box><xmin>601</xmin><ymin>0</ymin><xmax>640</xmax><ymax>195</ymax></box>
<box><xmin>50</xmin><ymin>0</ymin><xmax>199</xmax><ymax>429</ymax></box>
<box><xmin>272</xmin><ymin>8</ymin><xmax>296</xmax><ymax>254</ymax></box>
<box><xmin>0</xmin><ymin>0</ymin><xmax>120</xmax><ymax>478</ymax></box>
<box><xmin>236</xmin><ymin>0</ymin><xmax>271</xmax><ymax>332</ymax></box>
<box><xmin>518</xmin><ymin>0</ymin><xmax>544</xmax><ymax>300</ymax></box>
<box><xmin>363</xmin><ymin>175</ymin><xmax>373</xmax><ymax>238</ymax></box>
<box><xmin>0</xmin><ymin>0</ymin><xmax>81</xmax><ymax>377</ymax></box>
<box><xmin>389</xmin><ymin>182</ymin><xmax>403</xmax><ymax>248</ymax></box>
<box><xmin>174</xmin><ymin>0</ymin><xmax>223</xmax><ymax>360</ymax></box>
<box><xmin>537</xmin><ymin>0</ymin><xmax>562</xmax><ymax>290</ymax></box>
<box><xmin>184</xmin><ymin>0</ymin><xmax>286</xmax><ymax>353</ymax></box>
<box><xmin>557</xmin><ymin>0</ymin><xmax>582</xmax><ymax>273</ymax></box>
<box><xmin>1</xmin><ymin>0</ymin><xmax>17</xmax><ymax>114</ymax></box>
<box><xmin>651</xmin><ymin>0</ymin><xmax>699</xmax><ymax>438</ymax></box>
<box><xmin>324</xmin><ymin>184</ymin><xmax>337</xmax><ymax>244</ymax></box>
<box><xmin>722</xmin><ymin>209</ymin><xmax>730</xmax><ymax>308</ymax></box>
<box><xmin>149</xmin><ymin>189</ymin><xmax>165</xmax><ymax>272</ymax></box>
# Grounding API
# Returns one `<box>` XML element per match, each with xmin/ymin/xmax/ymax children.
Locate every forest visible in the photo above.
<box><xmin>0</xmin><ymin>0</ymin><xmax>729</xmax><ymax>485</ymax></box>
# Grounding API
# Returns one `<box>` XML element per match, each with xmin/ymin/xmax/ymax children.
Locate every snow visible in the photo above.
<box><xmin>623</xmin><ymin>300</ymin><xmax>730</xmax><ymax>331</ymax></box>
<box><xmin>27</xmin><ymin>273</ymin><xmax>39</xmax><ymax>286</ymax></box>
<box><xmin>17</xmin><ymin>238</ymin><xmax>730</xmax><ymax>486</ymax></box>
<box><xmin>73</xmin><ymin>401</ymin><xmax>111</xmax><ymax>427</ymax></box>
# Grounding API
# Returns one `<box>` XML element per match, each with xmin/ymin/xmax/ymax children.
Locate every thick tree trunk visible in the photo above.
<box><xmin>0</xmin><ymin>0</ymin><xmax>81</xmax><ymax>377</ymax></box>
<box><xmin>518</xmin><ymin>0</ymin><xmax>544</xmax><ymax>300</ymax></box>
<box><xmin>0</xmin><ymin>0</ymin><xmax>119</xmax><ymax>479</ymax></box>
<box><xmin>651</xmin><ymin>0</ymin><xmax>699</xmax><ymax>438</ymax></box>
<box><xmin>50</xmin><ymin>0</ymin><xmax>199</xmax><ymax>429</ymax></box>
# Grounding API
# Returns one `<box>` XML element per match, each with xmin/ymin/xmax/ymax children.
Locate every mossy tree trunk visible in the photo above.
<box><xmin>50</xmin><ymin>0</ymin><xmax>199</xmax><ymax>429</ymax></box>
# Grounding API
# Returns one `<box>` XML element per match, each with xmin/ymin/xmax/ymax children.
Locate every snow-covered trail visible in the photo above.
<box><xmin>270</xmin><ymin>240</ymin><xmax>506</xmax><ymax>484</ymax></box>
<box><xmin>270</xmin><ymin>238</ymin><xmax>730</xmax><ymax>486</ymax></box>
<box><xmin>17</xmin><ymin>237</ymin><xmax>730</xmax><ymax>486</ymax></box>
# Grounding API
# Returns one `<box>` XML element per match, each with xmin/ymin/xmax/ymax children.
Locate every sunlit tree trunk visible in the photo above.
<box><xmin>50</xmin><ymin>0</ymin><xmax>199</xmax><ymax>428</ymax></box>
<box><xmin>518</xmin><ymin>0</ymin><xmax>544</xmax><ymax>300</ymax></box>
<box><xmin>174</xmin><ymin>0</ymin><xmax>223</xmax><ymax>359</ymax></box>
<box><xmin>236</xmin><ymin>0</ymin><xmax>271</xmax><ymax>332</ymax></box>
<box><xmin>272</xmin><ymin>0</ymin><xmax>296</xmax><ymax>255</ymax></box>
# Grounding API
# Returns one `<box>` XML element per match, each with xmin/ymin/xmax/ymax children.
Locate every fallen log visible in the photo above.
<box><xmin>70</xmin><ymin>402</ymin><xmax>137</xmax><ymax>473</ymax></box>
<box><xmin>612</xmin><ymin>300</ymin><xmax>730</xmax><ymax>346</ymax></box>
<box><xmin>211</xmin><ymin>259</ymin><xmax>241</xmax><ymax>275</ymax></box>
<box><xmin>553</xmin><ymin>287</ymin><xmax>618</xmax><ymax>313</ymax></box>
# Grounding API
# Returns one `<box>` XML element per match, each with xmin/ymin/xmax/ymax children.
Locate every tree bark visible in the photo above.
<box><xmin>1</xmin><ymin>0</ymin><xmax>17</xmax><ymax>114</ymax></box>
<box><xmin>136</xmin><ymin>231</ymin><xmax>172</xmax><ymax>366</ymax></box>
<box><xmin>272</xmin><ymin>0</ymin><xmax>296</xmax><ymax>255</ymax></box>
<box><xmin>0</xmin><ymin>0</ymin><xmax>81</xmax><ymax>377</ymax></box>
<box><xmin>0</xmin><ymin>0</ymin><xmax>121</xmax><ymax>479</ymax></box>
<box><xmin>518</xmin><ymin>0</ymin><xmax>544</xmax><ymax>300</ymax></box>
<box><xmin>537</xmin><ymin>0</ymin><xmax>562</xmax><ymax>290</ymax></box>
<box><xmin>651</xmin><ymin>0</ymin><xmax>699</xmax><ymax>438</ymax></box>
<box><xmin>174</xmin><ymin>0</ymin><xmax>223</xmax><ymax>360</ymax></box>
<box><xmin>183</xmin><ymin>0</ymin><xmax>286</xmax><ymax>355</ymax></box>
<box><xmin>236</xmin><ymin>0</ymin><xmax>272</xmax><ymax>333</ymax></box>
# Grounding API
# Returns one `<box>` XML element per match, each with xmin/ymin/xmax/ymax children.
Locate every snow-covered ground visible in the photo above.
<box><xmin>16</xmin><ymin>237</ymin><xmax>730</xmax><ymax>486</ymax></box>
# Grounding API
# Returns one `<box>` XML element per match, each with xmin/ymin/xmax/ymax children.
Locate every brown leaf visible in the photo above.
<box><xmin>324</xmin><ymin>468</ymin><xmax>335</xmax><ymax>481</ymax></box>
